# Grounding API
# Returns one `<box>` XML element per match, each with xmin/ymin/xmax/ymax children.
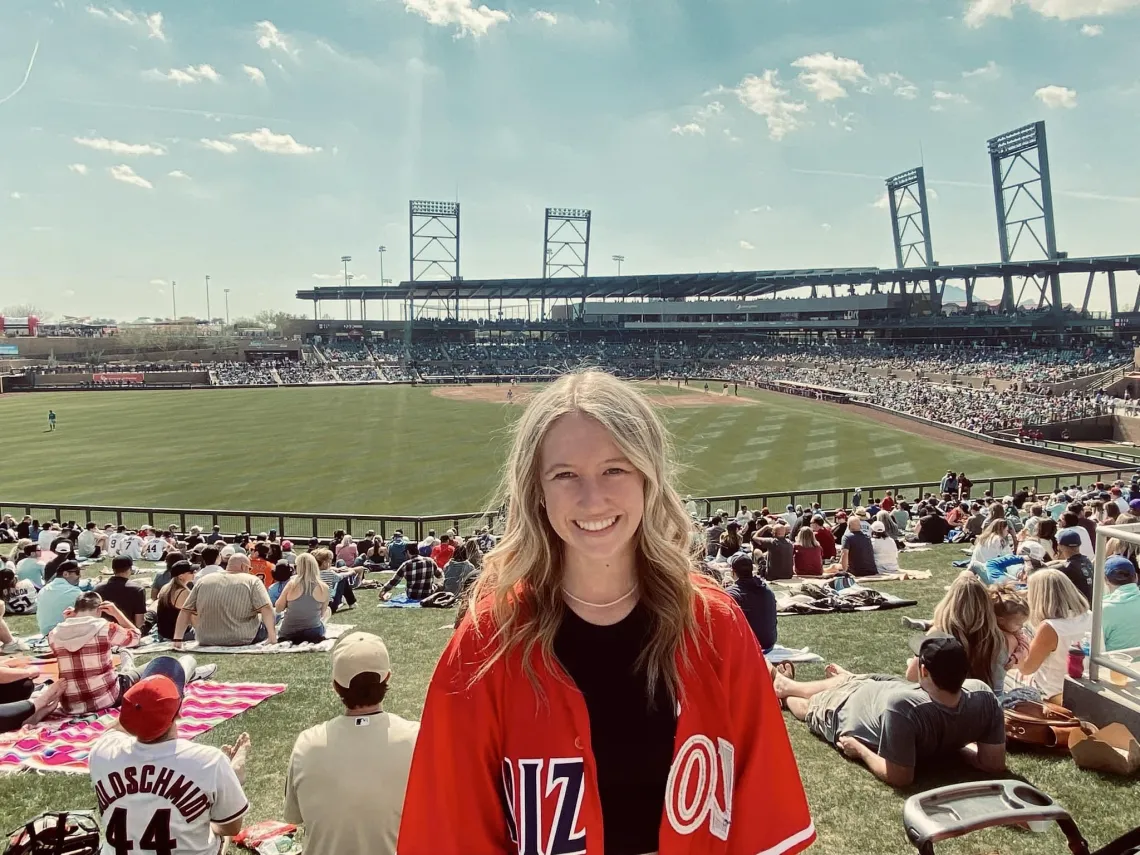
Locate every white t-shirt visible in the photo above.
<box><xmin>1059</xmin><ymin>526</ymin><xmax>1094</xmax><ymax>561</ymax></box>
<box><xmin>1011</xmin><ymin>612</ymin><xmax>1093</xmax><ymax>698</ymax></box>
<box><xmin>89</xmin><ymin>730</ymin><xmax>248</xmax><ymax>855</ymax></box>
<box><xmin>195</xmin><ymin>565</ymin><xmax>223</xmax><ymax>580</ymax></box>
<box><xmin>122</xmin><ymin>536</ymin><xmax>145</xmax><ymax>560</ymax></box>
<box><xmin>284</xmin><ymin>712</ymin><xmax>419</xmax><ymax>855</ymax></box>
<box><xmin>143</xmin><ymin>538</ymin><xmax>166</xmax><ymax>561</ymax></box>
<box><xmin>37</xmin><ymin>530</ymin><xmax>56</xmax><ymax>552</ymax></box>
<box><xmin>871</xmin><ymin>536</ymin><xmax>900</xmax><ymax>574</ymax></box>
<box><xmin>77</xmin><ymin>530</ymin><xmax>99</xmax><ymax>558</ymax></box>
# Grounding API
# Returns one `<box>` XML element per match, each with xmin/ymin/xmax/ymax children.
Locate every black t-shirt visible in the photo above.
<box><xmin>184</xmin><ymin>534</ymin><xmax>203</xmax><ymax>549</ymax></box>
<box><xmin>94</xmin><ymin>576</ymin><xmax>147</xmax><ymax>622</ymax></box>
<box><xmin>553</xmin><ymin>603</ymin><xmax>677</xmax><ymax>855</ymax></box>
<box><xmin>918</xmin><ymin>515</ymin><xmax>951</xmax><ymax>544</ymax></box>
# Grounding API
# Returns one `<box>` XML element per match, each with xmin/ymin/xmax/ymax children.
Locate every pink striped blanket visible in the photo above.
<box><xmin>0</xmin><ymin>681</ymin><xmax>285</xmax><ymax>774</ymax></box>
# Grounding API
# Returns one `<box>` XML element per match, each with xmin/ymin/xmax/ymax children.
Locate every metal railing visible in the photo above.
<box><xmin>1091</xmin><ymin>522</ymin><xmax>1140</xmax><ymax>686</ymax></box>
<box><xmin>4</xmin><ymin>467</ymin><xmax>1134</xmax><ymax>543</ymax></box>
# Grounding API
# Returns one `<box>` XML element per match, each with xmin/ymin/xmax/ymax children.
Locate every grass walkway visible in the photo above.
<box><xmin>0</xmin><ymin>546</ymin><xmax>1130</xmax><ymax>854</ymax></box>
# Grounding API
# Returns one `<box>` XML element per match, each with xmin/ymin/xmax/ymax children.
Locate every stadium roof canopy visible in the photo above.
<box><xmin>295</xmin><ymin>254</ymin><xmax>1140</xmax><ymax>303</ymax></box>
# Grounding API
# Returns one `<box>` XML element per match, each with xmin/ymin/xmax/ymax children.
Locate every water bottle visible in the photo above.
<box><xmin>1081</xmin><ymin>632</ymin><xmax>1091</xmax><ymax>657</ymax></box>
<box><xmin>1067</xmin><ymin>644</ymin><xmax>1086</xmax><ymax>680</ymax></box>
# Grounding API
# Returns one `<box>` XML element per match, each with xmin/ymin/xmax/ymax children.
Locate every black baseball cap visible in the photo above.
<box><xmin>908</xmin><ymin>633</ymin><xmax>969</xmax><ymax>692</ymax></box>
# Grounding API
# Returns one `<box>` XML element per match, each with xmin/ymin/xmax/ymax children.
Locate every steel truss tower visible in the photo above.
<box><xmin>409</xmin><ymin>200</ymin><xmax>460</xmax><ymax>283</ymax></box>
<box><xmin>886</xmin><ymin>168</ymin><xmax>935</xmax><ymax>268</ymax></box>
<box><xmin>987</xmin><ymin>121</ymin><xmax>1062</xmax><ymax>316</ymax></box>
<box><xmin>543</xmin><ymin>208</ymin><xmax>591</xmax><ymax>279</ymax></box>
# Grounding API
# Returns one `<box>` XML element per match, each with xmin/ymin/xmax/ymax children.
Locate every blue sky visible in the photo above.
<box><xmin>1</xmin><ymin>0</ymin><xmax>1138</xmax><ymax>321</ymax></box>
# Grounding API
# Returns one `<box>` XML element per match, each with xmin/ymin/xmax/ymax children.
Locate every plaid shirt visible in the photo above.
<box><xmin>383</xmin><ymin>556</ymin><xmax>441</xmax><ymax>600</ymax></box>
<box><xmin>49</xmin><ymin>620</ymin><xmax>140</xmax><ymax>715</ymax></box>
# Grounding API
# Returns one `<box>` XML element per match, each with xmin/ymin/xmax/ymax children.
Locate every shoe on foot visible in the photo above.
<box><xmin>192</xmin><ymin>664</ymin><xmax>218</xmax><ymax>683</ymax></box>
<box><xmin>901</xmin><ymin>617</ymin><xmax>929</xmax><ymax>631</ymax></box>
<box><xmin>1</xmin><ymin>641</ymin><xmax>30</xmax><ymax>655</ymax></box>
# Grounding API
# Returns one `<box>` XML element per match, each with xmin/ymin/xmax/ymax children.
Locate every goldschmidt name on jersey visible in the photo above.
<box><xmin>94</xmin><ymin>764</ymin><xmax>213</xmax><ymax>823</ymax></box>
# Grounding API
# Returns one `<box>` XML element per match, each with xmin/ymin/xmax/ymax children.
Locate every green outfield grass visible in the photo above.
<box><xmin>0</xmin><ymin>384</ymin><xmax>1064</xmax><ymax>516</ymax></box>
<box><xmin>0</xmin><ymin>546</ymin><xmax>1128</xmax><ymax>854</ymax></box>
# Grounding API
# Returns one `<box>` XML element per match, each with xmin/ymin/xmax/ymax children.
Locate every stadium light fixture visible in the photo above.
<box><xmin>205</xmin><ymin>274</ymin><xmax>211</xmax><ymax>323</ymax></box>
<box><xmin>612</xmin><ymin>254</ymin><xmax>625</xmax><ymax>276</ymax></box>
<box><xmin>378</xmin><ymin>245</ymin><xmax>387</xmax><ymax>285</ymax></box>
<box><xmin>224</xmin><ymin>288</ymin><xmax>230</xmax><ymax>326</ymax></box>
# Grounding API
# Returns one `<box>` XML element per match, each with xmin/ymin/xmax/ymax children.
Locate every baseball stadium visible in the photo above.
<box><xmin>3</xmin><ymin>120</ymin><xmax>1140</xmax><ymax>855</ymax></box>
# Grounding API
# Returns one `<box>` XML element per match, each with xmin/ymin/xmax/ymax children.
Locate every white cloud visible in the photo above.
<box><xmin>200</xmin><ymin>138</ymin><xmax>239</xmax><ymax>154</ymax></box>
<box><xmin>931</xmin><ymin>90</ymin><xmax>970</xmax><ymax>110</ymax></box>
<box><xmin>739</xmin><ymin>240</ymin><xmax>755</xmax><ymax>250</ymax></box>
<box><xmin>10</xmin><ymin>192</ymin><xmax>21</xmax><ymax>200</ymax></box>
<box><xmin>312</xmin><ymin>273</ymin><xmax>342</xmax><ymax>281</ymax></box>
<box><xmin>68</xmin><ymin>163</ymin><xmax>89</xmax><ymax>174</ymax></box>
<box><xmin>402</xmin><ymin>0</ymin><xmax>511</xmax><ymax>37</ymax></box>
<box><xmin>150</xmin><ymin>279</ymin><xmax>166</xmax><ymax>286</ymax></box>
<box><xmin>256</xmin><ymin>20</ymin><xmax>298</xmax><ymax>55</ymax></box>
<box><xmin>872</xmin><ymin>192</ymin><xmax>891</xmax><ymax>210</ymax></box>
<box><xmin>147</xmin><ymin>65</ymin><xmax>221</xmax><ymax>85</ymax></box>
<box><xmin>965</xmin><ymin>0</ymin><xmax>1140</xmax><ymax>27</ymax></box>
<box><xmin>87</xmin><ymin>6</ymin><xmax>166</xmax><ymax>41</ymax></box>
<box><xmin>532</xmin><ymin>10</ymin><xmax>557</xmax><ymax>24</ymax></box>
<box><xmin>877</xmin><ymin>72</ymin><xmax>918</xmax><ymax>99</ymax></box>
<box><xmin>671</xmin><ymin>122</ymin><xmax>705</xmax><ymax>136</ymax></box>
<box><xmin>697</xmin><ymin>101</ymin><xmax>725</xmax><ymax>119</ymax></box>
<box><xmin>229</xmin><ymin>127</ymin><xmax>320</xmax><ymax>155</ymax></box>
<box><xmin>167</xmin><ymin>170</ymin><xmax>191</xmax><ymax>179</ymax></box>
<box><xmin>108</xmin><ymin>164</ymin><xmax>153</xmax><ymax>190</ymax></box>
<box><xmin>243</xmin><ymin>65</ymin><xmax>266</xmax><ymax>85</ymax></box>
<box><xmin>62</xmin><ymin>289</ymin><xmax>75</xmax><ymax>298</ymax></box>
<box><xmin>1081</xmin><ymin>22</ymin><xmax>1104</xmax><ymax>32</ymax></box>
<box><xmin>821</xmin><ymin>223</ymin><xmax>832</xmax><ymax>231</ymax></box>
<box><xmin>733</xmin><ymin>70</ymin><xmax>808</xmax><ymax>141</ymax></box>
<box><xmin>791</xmin><ymin>53</ymin><xmax>868</xmax><ymax>102</ymax></box>
<box><xmin>962</xmin><ymin>60</ymin><xmax>1000</xmax><ymax>78</ymax></box>
<box><xmin>74</xmin><ymin>136</ymin><xmax>166</xmax><ymax>156</ymax></box>
<box><xmin>1036</xmin><ymin>84</ymin><xmax>1078</xmax><ymax>108</ymax></box>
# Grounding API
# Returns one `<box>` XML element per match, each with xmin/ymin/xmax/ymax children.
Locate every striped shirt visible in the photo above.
<box><xmin>183</xmin><ymin>572</ymin><xmax>271</xmax><ymax>646</ymax></box>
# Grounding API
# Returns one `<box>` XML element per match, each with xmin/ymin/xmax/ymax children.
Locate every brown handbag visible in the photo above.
<box><xmin>1004</xmin><ymin>700</ymin><xmax>1088</xmax><ymax>751</ymax></box>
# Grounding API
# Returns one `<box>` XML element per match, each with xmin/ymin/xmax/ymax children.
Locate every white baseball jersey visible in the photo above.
<box><xmin>122</xmin><ymin>536</ymin><xmax>145</xmax><ymax>560</ymax></box>
<box><xmin>107</xmin><ymin>533</ymin><xmax>123</xmax><ymax>556</ymax></box>
<box><xmin>143</xmin><ymin>538</ymin><xmax>166</xmax><ymax>561</ymax></box>
<box><xmin>89</xmin><ymin>730</ymin><xmax>248</xmax><ymax>855</ymax></box>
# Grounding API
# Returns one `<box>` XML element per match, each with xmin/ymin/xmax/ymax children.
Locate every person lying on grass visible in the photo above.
<box><xmin>773</xmin><ymin>634</ymin><xmax>1006</xmax><ymax>788</ymax></box>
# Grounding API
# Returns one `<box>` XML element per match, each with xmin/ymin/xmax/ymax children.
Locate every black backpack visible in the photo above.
<box><xmin>5</xmin><ymin>812</ymin><xmax>100</xmax><ymax>855</ymax></box>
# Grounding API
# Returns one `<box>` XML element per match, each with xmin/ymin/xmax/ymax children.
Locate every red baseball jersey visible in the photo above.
<box><xmin>398</xmin><ymin>581</ymin><xmax>816</xmax><ymax>855</ymax></box>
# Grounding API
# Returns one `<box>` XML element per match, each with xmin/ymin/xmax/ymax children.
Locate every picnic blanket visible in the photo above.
<box><xmin>775</xmin><ymin>581</ymin><xmax>917</xmax><ymax>616</ymax></box>
<box><xmin>378</xmin><ymin>593</ymin><xmax>422</xmax><ymax>608</ymax></box>
<box><xmin>0</xmin><ymin>681</ymin><xmax>285</xmax><ymax>775</ymax></box>
<box><xmin>775</xmin><ymin>569</ymin><xmax>932</xmax><ymax>584</ymax></box>
<box><xmin>132</xmin><ymin>623</ymin><xmax>355</xmax><ymax>656</ymax></box>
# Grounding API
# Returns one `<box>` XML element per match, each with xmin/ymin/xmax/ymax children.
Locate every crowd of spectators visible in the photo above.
<box><xmin>277</xmin><ymin>360</ymin><xmax>338</xmax><ymax>385</ymax></box>
<box><xmin>214</xmin><ymin>361</ymin><xmax>278</xmax><ymax>386</ymax></box>
<box><xmin>320</xmin><ymin>340</ymin><xmax>371</xmax><ymax>363</ymax></box>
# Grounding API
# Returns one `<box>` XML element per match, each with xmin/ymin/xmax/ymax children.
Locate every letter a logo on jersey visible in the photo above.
<box><xmin>665</xmin><ymin>735</ymin><xmax>735</xmax><ymax>841</ymax></box>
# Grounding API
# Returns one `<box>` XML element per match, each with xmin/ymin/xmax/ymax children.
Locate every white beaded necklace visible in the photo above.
<box><xmin>561</xmin><ymin>585</ymin><xmax>638</xmax><ymax>609</ymax></box>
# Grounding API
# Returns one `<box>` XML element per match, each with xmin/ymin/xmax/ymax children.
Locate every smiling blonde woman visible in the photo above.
<box><xmin>398</xmin><ymin>370</ymin><xmax>814</xmax><ymax>855</ymax></box>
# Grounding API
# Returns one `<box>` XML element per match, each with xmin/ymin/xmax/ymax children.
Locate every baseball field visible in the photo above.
<box><xmin>0</xmin><ymin>382</ymin><xmax>1086</xmax><ymax>517</ymax></box>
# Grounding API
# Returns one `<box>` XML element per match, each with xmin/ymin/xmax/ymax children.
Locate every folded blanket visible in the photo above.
<box><xmin>132</xmin><ymin>623</ymin><xmax>355</xmax><ymax>656</ymax></box>
<box><xmin>378</xmin><ymin>593</ymin><xmax>422</xmax><ymax>608</ymax></box>
<box><xmin>773</xmin><ymin>569</ymin><xmax>931</xmax><ymax>585</ymax></box>
<box><xmin>776</xmin><ymin>582</ymin><xmax>917</xmax><ymax>615</ymax></box>
<box><xmin>0</xmin><ymin>681</ymin><xmax>285</xmax><ymax>774</ymax></box>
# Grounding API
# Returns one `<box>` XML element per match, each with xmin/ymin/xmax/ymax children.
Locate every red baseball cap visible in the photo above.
<box><xmin>119</xmin><ymin>674</ymin><xmax>184</xmax><ymax>742</ymax></box>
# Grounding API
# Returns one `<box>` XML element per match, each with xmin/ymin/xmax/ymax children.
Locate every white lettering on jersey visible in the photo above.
<box><xmin>502</xmin><ymin>757</ymin><xmax>586</xmax><ymax>855</ymax></box>
<box><xmin>665</xmin><ymin>734</ymin><xmax>735</xmax><ymax>841</ymax></box>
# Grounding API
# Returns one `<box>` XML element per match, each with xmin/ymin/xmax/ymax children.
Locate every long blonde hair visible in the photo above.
<box><xmin>978</xmin><ymin>518</ymin><xmax>1010</xmax><ymax>546</ymax></box>
<box><xmin>292</xmin><ymin>552</ymin><xmax>322</xmax><ymax>589</ymax></box>
<box><xmin>468</xmin><ymin>370</ymin><xmax>702</xmax><ymax>701</ymax></box>
<box><xmin>932</xmin><ymin>573</ymin><xmax>1005</xmax><ymax>687</ymax></box>
<box><xmin>1027</xmin><ymin>568</ymin><xmax>1090</xmax><ymax>625</ymax></box>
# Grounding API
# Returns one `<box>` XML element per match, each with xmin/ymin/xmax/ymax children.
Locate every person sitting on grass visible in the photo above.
<box><xmin>754</xmin><ymin>523</ymin><xmax>794</xmax><ymax>581</ymax></box>
<box><xmin>284</xmin><ymin>632</ymin><xmax>419</xmax><ymax>855</ymax></box>
<box><xmin>0</xmin><ymin>568</ymin><xmax>37</xmax><ymax>615</ymax></box>
<box><xmin>249</xmin><ymin>542</ymin><xmax>275</xmax><ymax>589</ymax></box>
<box><xmin>314</xmin><ymin>548</ymin><xmax>358</xmax><ymax>613</ymax></box>
<box><xmin>36</xmin><ymin>560</ymin><xmax>84</xmax><ymax>636</ymax></box>
<box><xmin>774</xmin><ymin>635</ymin><xmax>1006</xmax><ymax>788</ymax></box>
<box><xmin>15</xmin><ymin>543</ymin><xmax>43</xmax><ymax>589</ymax></box>
<box><xmin>792</xmin><ymin>527</ymin><xmax>823</xmax><ymax>577</ymax></box>
<box><xmin>869</xmin><ymin>521</ymin><xmax>900</xmax><ymax>575</ymax></box>
<box><xmin>276</xmin><ymin>554</ymin><xmax>330</xmax><ymax>645</ymax></box>
<box><xmin>430</xmin><ymin>533</ymin><xmax>455</xmax><ymax>570</ymax></box>
<box><xmin>174</xmin><ymin>553</ymin><xmax>277</xmax><ymax>649</ymax></box>
<box><xmin>94</xmin><ymin>556</ymin><xmax>147</xmax><ymax>629</ymax></box>
<box><xmin>1004</xmin><ymin>569</ymin><xmax>1092</xmax><ymax>700</ymax></box>
<box><xmin>725</xmin><ymin>553</ymin><xmax>777</xmax><ymax>653</ymax></box>
<box><xmin>839</xmin><ymin>517</ymin><xmax>877</xmax><ymax>577</ymax></box>
<box><xmin>442</xmin><ymin>544</ymin><xmax>476</xmax><ymax>595</ymax></box>
<box><xmin>89</xmin><ymin>657</ymin><xmax>249</xmax><ymax>855</ymax></box>
<box><xmin>381</xmin><ymin>550</ymin><xmax>441</xmax><ymax>602</ymax></box>
<box><xmin>268</xmin><ymin>561</ymin><xmax>293</xmax><ymax>602</ymax></box>
<box><xmin>155</xmin><ymin>561</ymin><xmax>197</xmax><ymax>642</ymax></box>
<box><xmin>76</xmin><ymin>521</ymin><xmax>106</xmax><ymax>560</ymax></box>
<box><xmin>48</xmin><ymin>592</ymin><xmax>144</xmax><ymax>716</ymax></box>
<box><xmin>149</xmin><ymin>550</ymin><xmax>186</xmax><ymax>602</ymax></box>
<box><xmin>196</xmin><ymin>544</ymin><xmax>225</xmax><ymax>579</ymax></box>
<box><xmin>809</xmin><ymin>516</ymin><xmax>836</xmax><ymax>562</ymax></box>
<box><xmin>1103</xmin><ymin>555</ymin><xmax>1140</xmax><ymax>652</ymax></box>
